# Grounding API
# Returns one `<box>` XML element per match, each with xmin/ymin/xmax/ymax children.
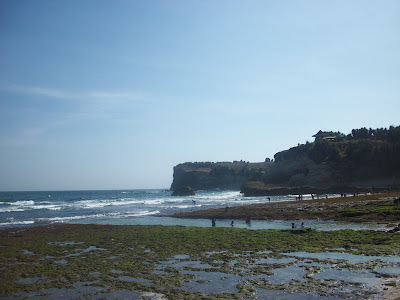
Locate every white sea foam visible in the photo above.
<box><xmin>33</xmin><ymin>210</ymin><xmax>153</xmax><ymax>224</ymax></box>
<box><xmin>129</xmin><ymin>210</ymin><xmax>160</xmax><ymax>217</ymax></box>
<box><xmin>0</xmin><ymin>220</ymin><xmax>35</xmax><ymax>226</ymax></box>
<box><xmin>109</xmin><ymin>198</ymin><xmax>142</xmax><ymax>206</ymax></box>
<box><xmin>35</xmin><ymin>213</ymin><xmax>118</xmax><ymax>223</ymax></box>
<box><xmin>36</xmin><ymin>215</ymin><xmax>96</xmax><ymax>223</ymax></box>
<box><xmin>143</xmin><ymin>199</ymin><xmax>163</xmax><ymax>205</ymax></box>
<box><xmin>78</xmin><ymin>200</ymin><xmax>108</xmax><ymax>208</ymax></box>
<box><xmin>194</xmin><ymin>191</ymin><xmax>241</xmax><ymax>200</ymax></box>
<box><xmin>33</xmin><ymin>205</ymin><xmax>63</xmax><ymax>211</ymax></box>
<box><xmin>0</xmin><ymin>202</ymin><xmax>67</xmax><ymax>212</ymax></box>
<box><xmin>75</xmin><ymin>198</ymin><xmax>142</xmax><ymax>209</ymax></box>
<box><xmin>6</xmin><ymin>200</ymin><xmax>35</xmax><ymax>206</ymax></box>
<box><xmin>0</xmin><ymin>207</ymin><xmax>26</xmax><ymax>212</ymax></box>
<box><xmin>168</xmin><ymin>205</ymin><xmax>199</xmax><ymax>209</ymax></box>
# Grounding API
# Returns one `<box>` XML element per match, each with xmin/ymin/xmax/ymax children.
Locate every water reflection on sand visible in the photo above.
<box><xmin>80</xmin><ymin>215</ymin><xmax>390</xmax><ymax>231</ymax></box>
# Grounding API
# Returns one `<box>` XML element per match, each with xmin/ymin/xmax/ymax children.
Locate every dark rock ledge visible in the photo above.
<box><xmin>171</xmin><ymin>186</ymin><xmax>195</xmax><ymax>196</ymax></box>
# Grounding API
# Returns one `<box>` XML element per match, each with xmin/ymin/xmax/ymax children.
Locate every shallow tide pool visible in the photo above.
<box><xmin>75</xmin><ymin>216</ymin><xmax>390</xmax><ymax>231</ymax></box>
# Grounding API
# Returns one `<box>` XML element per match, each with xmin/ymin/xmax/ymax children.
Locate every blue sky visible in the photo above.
<box><xmin>0</xmin><ymin>0</ymin><xmax>399</xmax><ymax>191</ymax></box>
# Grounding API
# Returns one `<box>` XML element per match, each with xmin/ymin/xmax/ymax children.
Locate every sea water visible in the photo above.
<box><xmin>0</xmin><ymin>189</ymin><xmax>251</xmax><ymax>226</ymax></box>
<box><xmin>0</xmin><ymin>190</ymin><xmax>388</xmax><ymax>230</ymax></box>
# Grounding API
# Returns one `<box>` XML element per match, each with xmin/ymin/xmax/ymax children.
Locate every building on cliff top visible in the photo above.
<box><xmin>313</xmin><ymin>130</ymin><xmax>338</xmax><ymax>141</ymax></box>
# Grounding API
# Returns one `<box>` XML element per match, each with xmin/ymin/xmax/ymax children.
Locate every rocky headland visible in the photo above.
<box><xmin>170</xmin><ymin>161</ymin><xmax>271</xmax><ymax>195</ymax></box>
<box><xmin>170</xmin><ymin>126</ymin><xmax>400</xmax><ymax>196</ymax></box>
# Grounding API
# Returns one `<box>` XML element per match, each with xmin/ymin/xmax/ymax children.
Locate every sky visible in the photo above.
<box><xmin>0</xmin><ymin>0</ymin><xmax>399</xmax><ymax>191</ymax></box>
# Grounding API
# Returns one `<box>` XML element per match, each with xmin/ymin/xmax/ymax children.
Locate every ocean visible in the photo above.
<box><xmin>0</xmin><ymin>189</ymin><xmax>387</xmax><ymax>231</ymax></box>
<box><xmin>0</xmin><ymin>189</ymin><xmax>284</xmax><ymax>227</ymax></box>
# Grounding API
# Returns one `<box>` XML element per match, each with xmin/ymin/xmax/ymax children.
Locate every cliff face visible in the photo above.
<box><xmin>261</xmin><ymin>155</ymin><xmax>335</xmax><ymax>187</ymax></box>
<box><xmin>170</xmin><ymin>162</ymin><xmax>271</xmax><ymax>192</ymax></box>
<box><xmin>241</xmin><ymin>135</ymin><xmax>400</xmax><ymax>196</ymax></box>
<box><xmin>269</xmin><ymin>138</ymin><xmax>400</xmax><ymax>185</ymax></box>
<box><xmin>171</xmin><ymin>127</ymin><xmax>400</xmax><ymax>196</ymax></box>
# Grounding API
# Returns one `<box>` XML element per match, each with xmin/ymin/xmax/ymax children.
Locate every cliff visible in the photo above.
<box><xmin>241</xmin><ymin>126</ymin><xmax>400</xmax><ymax>196</ymax></box>
<box><xmin>170</xmin><ymin>161</ymin><xmax>271</xmax><ymax>192</ymax></box>
<box><xmin>170</xmin><ymin>126</ymin><xmax>400</xmax><ymax>196</ymax></box>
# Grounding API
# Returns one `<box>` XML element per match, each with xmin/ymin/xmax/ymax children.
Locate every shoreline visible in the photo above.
<box><xmin>240</xmin><ymin>182</ymin><xmax>400</xmax><ymax>197</ymax></box>
<box><xmin>168</xmin><ymin>192</ymin><xmax>400</xmax><ymax>224</ymax></box>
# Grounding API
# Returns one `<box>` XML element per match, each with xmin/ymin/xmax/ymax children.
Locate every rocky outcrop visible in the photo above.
<box><xmin>170</xmin><ymin>162</ymin><xmax>271</xmax><ymax>193</ymax></box>
<box><xmin>240</xmin><ymin>135</ymin><xmax>400</xmax><ymax>196</ymax></box>
<box><xmin>171</xmin><ymin>186</ymin><xmax>195</xmax><ymax>196</ymax></box>
<box><xmin>172</xmin><ymin>127</ymin><xmax>400</xmax><ymax>196</ymax></box>
<box><xmin>240</xmin><ymin>181</ymin><xmax>379</xmax><ymax>197</ymax></box>
<box><xmin>260</xmin><ymin>155</ymin><xmax>336</xmax><ymax>187</ymax></box>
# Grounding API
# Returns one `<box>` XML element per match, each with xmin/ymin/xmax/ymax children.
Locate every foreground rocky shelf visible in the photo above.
<box><xmin>1</xmin><ymin>224</ymin><xmax>400</xmax><ymax>299</ymax></box>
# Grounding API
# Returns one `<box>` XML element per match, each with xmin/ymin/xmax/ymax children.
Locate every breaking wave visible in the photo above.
<box><xmin>0</xmin><ymin>189</ymin><xmax>304</xmax><ymax>227</ymax></box>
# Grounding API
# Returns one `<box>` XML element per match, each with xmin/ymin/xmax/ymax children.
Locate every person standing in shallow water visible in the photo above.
<box><xmin>211</xmin><ymin>218</ymin><xmax>216</xmax><ymax>227</ymax></box>
<box><xmin>246</xmin><ymin>216</ymin><xmax>251</xmax><ymax>225</ymax></box>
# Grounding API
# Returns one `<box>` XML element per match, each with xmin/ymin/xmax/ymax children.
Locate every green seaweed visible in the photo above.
<box><xmin>1</xmin><ymin>224</ymin><xmax>399</xmax><ymax>298</ymax></box>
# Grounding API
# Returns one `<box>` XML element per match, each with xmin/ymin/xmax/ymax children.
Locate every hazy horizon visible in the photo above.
<box><xmin>1</xmin><ymin>1</ymin><xmax>399</xmax><ymax>191</ymax></box>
